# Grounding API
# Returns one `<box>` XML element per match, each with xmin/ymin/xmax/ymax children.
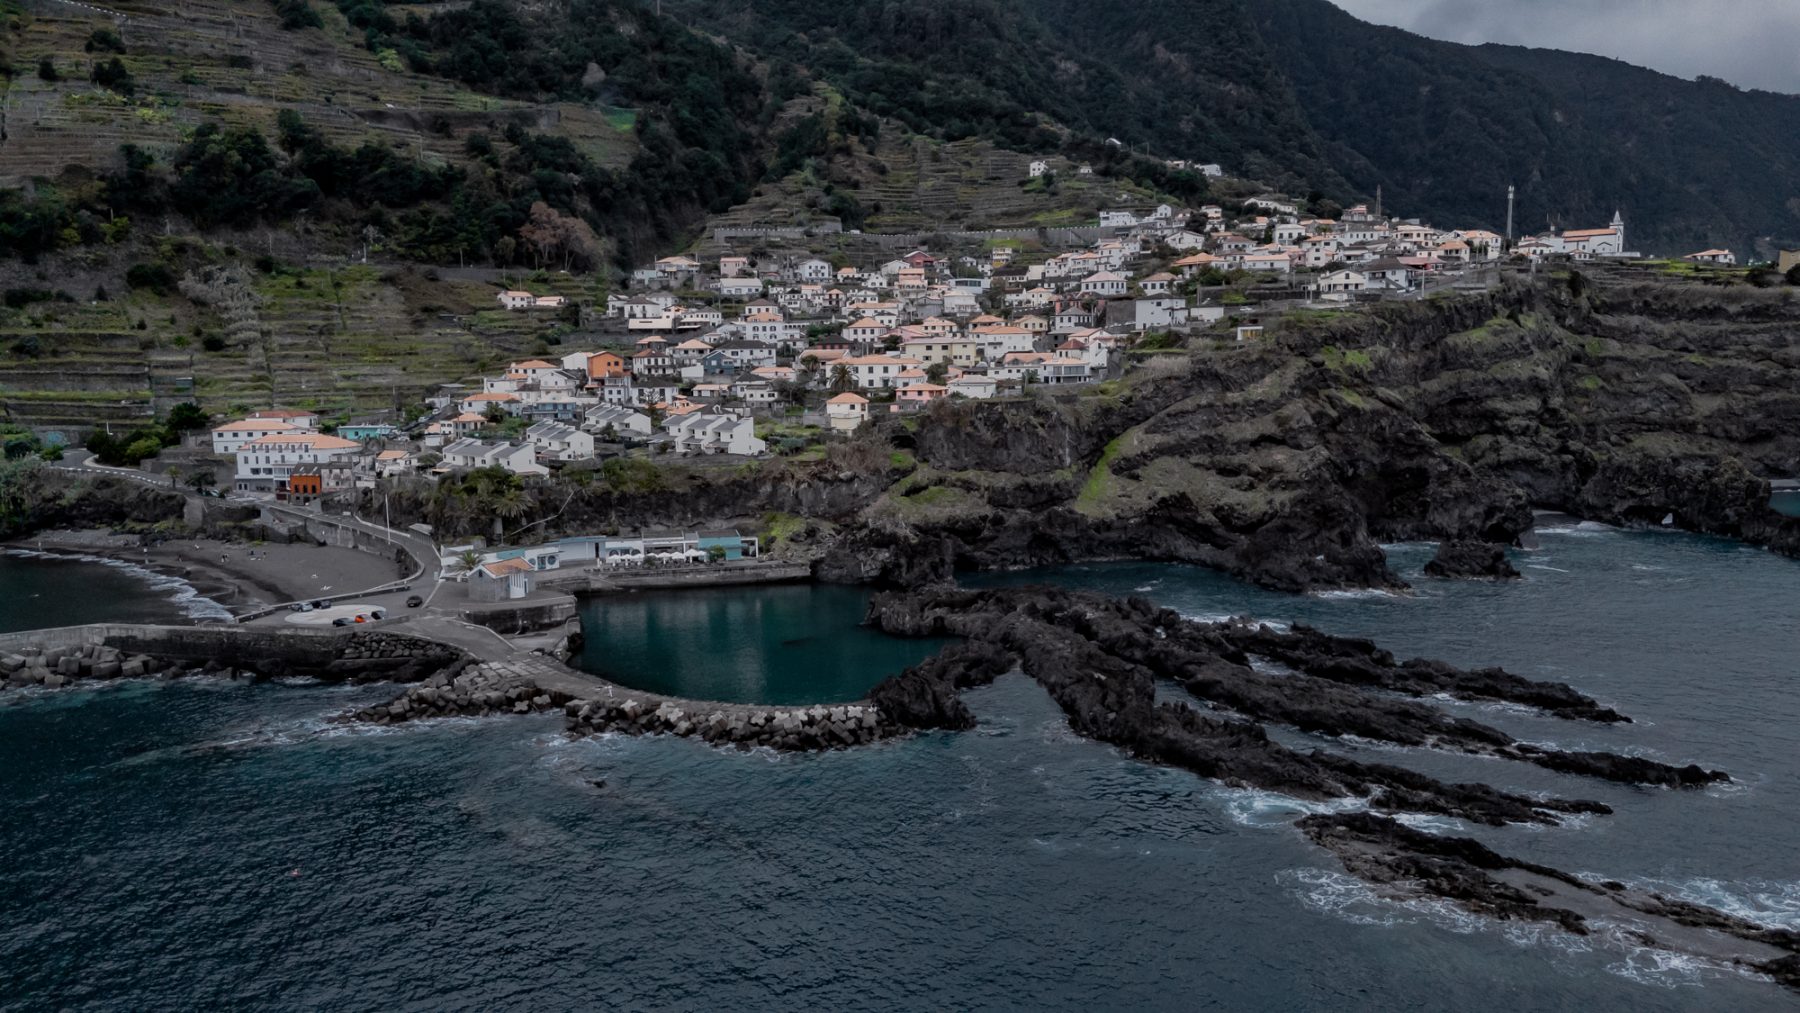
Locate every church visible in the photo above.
<box><xmin>1537</xmin><ymin>212</ymin><xmax>1628</xmax><ymax>258</ymax></box>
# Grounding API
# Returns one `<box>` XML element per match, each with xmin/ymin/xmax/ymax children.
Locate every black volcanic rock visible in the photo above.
<box><xmin>1424</xmin><ymin>539</ymin><xmax>1522</xmax><ymax>580</ymax></box>
<box><xmin>866</xmin><ymin>586</ymin><xmax>1729</xmax><ymax>824</ymax></box>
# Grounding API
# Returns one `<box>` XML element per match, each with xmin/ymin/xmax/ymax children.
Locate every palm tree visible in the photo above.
<box><xmin>492</xmin><ymin>485</ymin><xmax>530</xmax><ymax>542</ymax></box>
<box><xmin>829</xmin><ymin>364</ymin><xmax>853</xmax><ymax>392</ymax></box>
<box><xmin>451</xmin><ymin>549</ymin><xmax>482</xmax><ymax>576</ymax></box>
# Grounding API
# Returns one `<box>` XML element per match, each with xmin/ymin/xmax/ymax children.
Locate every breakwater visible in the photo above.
<box><xmin>0</xmin><ymin>620</ymin><xmax>903</xmax><ymax>751</ymax></box>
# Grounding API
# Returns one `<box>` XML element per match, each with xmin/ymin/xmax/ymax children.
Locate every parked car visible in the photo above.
<box><xmin>289</xmin><ymin>602</ymin><xmax>313</xmax><ymax>613</ymax></box>
<box><xmin>405</xmin><ymin>595</ymin><xmax>423</xmax><ymax>608</ymax></box>
<box><xmin>309</xmin><ymin>599</ymin><xmax>329</xmax><ymax>610</ymax></box>
<box><xmin>331</xmin><ymin>617</ymin><xmax>353</xmax><ymax>627</ymax></box>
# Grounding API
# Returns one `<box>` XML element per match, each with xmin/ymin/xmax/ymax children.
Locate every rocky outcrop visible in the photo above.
<box><xmin>865</xmin><ymin>586</ymin><xmax>1725</xmax><ymax>823</ymax></box>
<box><xmin>0</xmin><ymin>625</ymin><xmax>469</xmax><ymax>690</ymax></box>
<box><xmin>1301</xmin><ymin>813</ymin><xmax>1800</xmax><ymax>988</ymax></box>
<box><xmin>1423</xmin><ymin>539</ymin><xmax>1522</xmax><ymax>580</ymax></box>
<box><xmin>816</xmin><ymin>273</ymin><xmax>1800</xmax><ymax>592</ymax></box>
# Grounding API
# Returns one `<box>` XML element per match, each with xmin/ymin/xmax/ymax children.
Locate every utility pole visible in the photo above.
<box><xmin>1505</xmin><ymin>184</ymin><xmax>1515</xmax><ymax>244</ymax></box>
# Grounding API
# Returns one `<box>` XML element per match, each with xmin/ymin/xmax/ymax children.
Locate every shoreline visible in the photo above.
<box><xmin>5</xmin><ymin>529</ymin><xmax>407</xmax><ymax>613</ymax></box>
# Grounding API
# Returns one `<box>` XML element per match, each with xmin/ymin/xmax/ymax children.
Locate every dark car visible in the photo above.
<box><xmin>405</xmin><ymin>595</ymin><xmax>423</xmax><ymax>608</ymax></box>
<box><xmin>310</xmin><ymin>599</ymin><xmax>329</xmax><ymax>610</ymax></box>
<box><xmin>331</xmin><ymin>617</ymin><xmax>353</xmax><ymax>627</ymax></box>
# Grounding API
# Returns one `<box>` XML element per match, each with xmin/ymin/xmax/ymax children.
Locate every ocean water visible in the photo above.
<box><xmin>573</xmin><ymin>582</ymin><xmax>951</xmax><ymax>704</ymax></box>
<box><xmin>3</xmin><ymin>526</ymin><xmax>1799</xmax><ymax>1010</ymax></box>
<box><xmin>0</xmin><ymin>550</ymin><xmax>225</xmax><ymax>633</ymax></box>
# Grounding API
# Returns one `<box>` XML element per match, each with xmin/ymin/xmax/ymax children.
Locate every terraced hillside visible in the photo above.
<box><xmin>0</xmin><ymin>0</ymin><xmax>637</xmax><ymax>184</ymax></box>
<box><xmin>0</xmin><ymin>261</ymin><xmax>601</xmax><ymax>430</ymax></box>
<box><xmin>705</xmin><ymin>130</ymin><xmax>1169</xmax><ymax>238</ymax></box>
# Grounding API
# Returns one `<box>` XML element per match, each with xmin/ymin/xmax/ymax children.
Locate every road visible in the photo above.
<box><xmin>51</xmin><ymin>453</ymin><xmax>447</xmax><ymax>617</ymax></box>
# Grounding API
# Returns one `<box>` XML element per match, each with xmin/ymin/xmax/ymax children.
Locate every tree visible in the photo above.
<box><xmin>452</xmin><ymin>549</ymin><xmax>482</xmax><ymax>576</ymax></box>
<box><xmin>36</xmin><ymin>58</ymin><xmax>58</xmax><ymax>82</ymax></box>
<box><xmin>706</xmin><ymin>545</ymin><xmax>727</xmax><ymax>564</ymax></box>
<box><xmin>165</xmin><ymin>401</ymin><xmax>210</xmax><ymax>434</ymax></box>
<box><xmin>187</xmin><ymin>471</ymin><xmax>216</xmax><ymax>494</ymax></box>
<box><xmin>517</xmin><ymin>201</ymin><xmax>598</xmax><ymax>271</ymax></box>
<box><xmin>925</xmin><ymin>360</ymin><xmax>949</xmax><ymax>384</ymax></box>
<box><xmin>829</xmin><ymin>364</ymin><xmax>853</xmax><ymax>392</ymax></box>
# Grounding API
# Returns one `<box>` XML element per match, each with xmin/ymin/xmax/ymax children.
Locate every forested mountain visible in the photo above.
<box><xmin>664</xmin><ymin>0</ymin><xmax>1800</xmax><ymax>256</ymax></box>
<box><xmin>2</xmin><ymin>0</ymin><xmax>1796</xmax><ymax>264</ymax></box>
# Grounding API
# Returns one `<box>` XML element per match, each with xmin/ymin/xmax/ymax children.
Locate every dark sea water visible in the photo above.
<box><xmin>4</xmin><ymin>524</ymin><xmax>1800</xmax><ymax>1010</ymax></box>
<box><xmin>0</xmin><ymin>550</ymin><xmax>221</xmax><ymax>633</ymax></box>
<box><xmin>573</xmin><ymin>582</ymin><xmax>951</xmax><ymax>704</ymax></box>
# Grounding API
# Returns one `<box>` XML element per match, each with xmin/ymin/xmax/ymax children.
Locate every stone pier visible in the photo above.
<box><xmin>0</xmin><ymin>620</ymin><xmax>902</xmax><ymax>752</ymax></box>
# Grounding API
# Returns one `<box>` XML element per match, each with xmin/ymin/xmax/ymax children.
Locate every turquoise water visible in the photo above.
<box><xmin>1771</xmin><ymin>490</ymin><xmax>1800</xmax><ymax>518</ymax></box>
<box><xmin>3</xmin><ymin>525</ymin><xmax>1800</xmax><ymax>1009</ymax></box>
<box><xmin>572</xmin><ymin>583</ymin><xmax>951</xmax><ymax>704</ymax></box>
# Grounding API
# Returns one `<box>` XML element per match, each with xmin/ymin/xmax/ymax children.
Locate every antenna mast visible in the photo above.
<box><xmin>1505</xmin><ymin>184</ymin><xmax>1515</xmax><ymax>243</ymax></box>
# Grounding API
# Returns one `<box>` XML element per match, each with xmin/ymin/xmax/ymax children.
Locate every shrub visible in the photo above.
<box><xmin>35</xmin><ymin>58</ymin><xmax>57</xmax><ymax>82</ymax></box>
<box><xmin>91</xmin><ymin>57</ymin><xmax>134</xmax><ymax>96</ymax></box>
<box><xmin>85</xmin><ymin>29</ymin><xmax>126</xmax><ymax>54</ymax></box>
<box><xmin>201</xmin><ymin>334</ymin><xmax>226</xmax><ymax>352</ymax></box>
<box><xmin>274</xmin><ymin>0</ymin><xmax>323</xmax><ymax>30</ymax></box>
<box><xmin>125</xmin><ymin>262</ymin><xmax>177</xmax><ymax>295</ymax></box>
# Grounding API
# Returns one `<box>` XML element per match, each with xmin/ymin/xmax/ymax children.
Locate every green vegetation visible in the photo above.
<box><xmin>1075</xmin><ymin>434</ymin><xmax>1127</xmax><ymax>514</ymax></box>
<box><xmin>1320</xmin><ymin>345</ymin><xmax>1373</xmax><ymax>373</ymax></box>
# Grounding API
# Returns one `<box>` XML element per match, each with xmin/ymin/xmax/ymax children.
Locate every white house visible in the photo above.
<box><xmin>211</xmin><ymin>418</ymin><xmax>301</xmax><ymax>456</ymax></box>
<box><xmin>232</xmin><ymin>432</ymin><xmax>361</xmax><ymax>494</ymax></box>
<box><xmin>497</xmin><ymin>290</ymin><xmax>536</xmax><ymax>310</ymax></box>
<box><xmin>583</xmin><ymin>404</ymin><xmax>653</xmax><ymax>438</ymax></box>
<box><xmin>1317</xmin><ymin>269</ymin><xmax>1369</xmax><ymax>301</ymax></box>
<box><xmin>718</xmin><ymin>276</ymin><xmax>765</xmax><ymax>298</ymax></box>
<box><xmin>837</xmin><ymin>354</ymin><xmax>924</xmax><ymax>390</ymax></box>
<box><xmin>947</xmin><ymin>374</ymin><xmax>999</xmax><ymax>400</ymax></box>
<box><xmin>1028</xmin><ymin>159</ymin><xmax>1051</xmax><ymax>178</ymax></box>
<box><xmin>1080</xmin><ymin>271</ymin><xmax>1128</xmax><ymax>297</ymax></box>
<box><xmin>526</xmin><ymin>421</ymin><xmax>595</xmax><ymax>462</ymax></box>
<box><xmin>439</xmin><ymin>439</ymin><xmax>549</xmax><ymax>476</ymax></box>
<box><xmin>1683</xmin><ymin>249</ymin><xmax>1736</xmax><ymax>266</ymax></box>
<box><xmin>663</xmin><ymin>413</ymin><xmax>766</xmax><ymax>456</ymax></box>
<box><xmin>825</xmin><ymin>392</ymin><xmax>870</xmax><ymax>432</ymax></box>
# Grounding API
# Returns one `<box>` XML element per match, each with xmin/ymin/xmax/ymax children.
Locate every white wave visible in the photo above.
<box><xmin>1215</xmin><ymin>786</ymin><xmax>1368</xmax><ymax>828</ymax></box>
<box><xmin>1390</xmin><ymin>812</ymin><xmax>1470</xmax><ymax>834</ymax></box>
<box><xmin>3</xmin><ymin>547</ymin><xmax>233</xmax><ymax>621</ymax></box>
<box><xmin>1312</xmin><ymin>587</ymin><xmax>1408</xmax><ymax>600</ymax></box>
<box><xmin>1526</xmin><ymin>564</ymin><xmax>1571</xmax><ymax>573</ymax></box>
<box><xmin>1284</xmin><ymin>870</ymin><xmax>1753</xmax><ymax>990</ymax></box>
<box><xmin>1279</xmin><ymin>867</ymin><xmax>1484</xmax><ymax>933</ymax></box>
<box><xmin>1181</xmin><ymin>613</ymin><xmax>1293</xmax><ymax>633</ymax></box>
<box><xmin>1619</xmin><ymin>877</ymin><xmax>1800</xmax><ymax>932</ymax></box>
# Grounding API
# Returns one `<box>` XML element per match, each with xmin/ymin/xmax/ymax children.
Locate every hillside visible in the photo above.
<box><xmin>664</xmin><ymin>0</ymin><xmax>1800</xmax><ymax>256</ymax></box>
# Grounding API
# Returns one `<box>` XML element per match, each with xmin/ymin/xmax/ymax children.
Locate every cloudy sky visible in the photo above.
<box><xmin>1328</xmin><ymin>0</ymin><xmax>1800</xmax><ymax>94</ymax></box>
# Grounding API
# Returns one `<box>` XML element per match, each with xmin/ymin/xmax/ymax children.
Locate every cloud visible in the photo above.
<box><xmin>1328</xmin><ymin>0</ymin><xmax>1800</xmax><ymax>94</ymax></box>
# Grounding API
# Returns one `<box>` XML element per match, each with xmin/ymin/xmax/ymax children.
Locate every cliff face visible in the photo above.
<box><xmin>819</xmin><ymin>273</ymin><xmax>1800</xmax><ymax>591</ymax></box>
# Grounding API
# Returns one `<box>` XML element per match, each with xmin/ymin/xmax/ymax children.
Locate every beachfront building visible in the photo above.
<box><xmin>212</xmin><ymin>418</ymin><xmax>302</xmax><ymax>456</ymax></box>
<box><xmin>231</xmin><ymin>432</ymin><xmax>362</xmax><ymax>496</ymax></box>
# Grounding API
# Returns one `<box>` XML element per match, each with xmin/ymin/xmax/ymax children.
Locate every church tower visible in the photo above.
<box><xmin>1610</xmin><ymin>209</ymin><xmax>1625</xmax><ymax>253</ymax></box>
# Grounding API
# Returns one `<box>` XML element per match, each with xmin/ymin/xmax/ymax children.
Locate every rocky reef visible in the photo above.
<box><xmin>859</xmin><ymin>583</ymin><xmax>1789</xmax><ymax>984</ymax></box>
<box><xmin>865</xmin><ymin>587</ymin><xmax>1724</xmax><ymax>820</ymax></box>
<box><xmin>1301</xmin><ymin>812</ymin><xmax>1800</xmax><ymax>988</ymax></box>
